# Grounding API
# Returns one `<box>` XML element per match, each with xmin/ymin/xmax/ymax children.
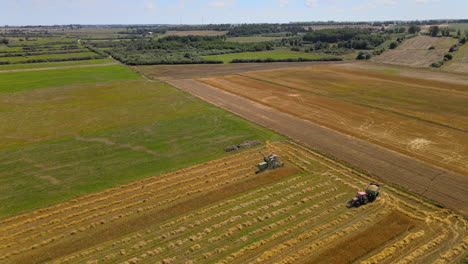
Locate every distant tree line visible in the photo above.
<box><xmin>303</xmin><ymin>28</ymin><xmax>390</xmax><ymax>50</ymax></box>
<box><xmin>98</xmin><ymin>35</ymin><xmax>274</xmax><ymax>65</ymax></box>
<box><xmin>230</xmin><ymin>57</ymin><xmax>342</xmax><ymax>63</ymax></box>
<box><xmin>227</xmin><ymin>24</ymin><xmax>307</xmax><ymax>37</ymax></box>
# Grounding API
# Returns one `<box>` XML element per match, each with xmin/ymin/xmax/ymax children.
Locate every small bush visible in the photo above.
<box><xmin>389</xmin><ymin>42</ymin><xmax>398</xmax><ymax>49</ymax></box>
<box><xmin>428</xmin><ymin>46</ymin><xmax>435</xmax><ymax>50</ymax></box>
<box><xmin>431</xmin><ymin>61</ymin><xmax>443</xmax><ymax>68</ymax></box>
<box><xmin>444</xmin><ymin>53</ymin><xmax>453</xmax><ymax>61</ymax></box>
<box><xmin>356</xmin><ymin>51</ymin><xmax>372</xmax><ymax>60</ymax></box>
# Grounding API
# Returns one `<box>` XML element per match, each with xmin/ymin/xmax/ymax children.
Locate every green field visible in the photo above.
<box><xmin>0</xmin><ymin>79</ymin><xmax>283</xmax><ymax>217</ymax></box>
<box><xmin>226</xmin><ymin>36</ymin><xmax>284</xmax><ymax>43</ymax></box>
<box><xmin>0</xmin><ymin>58</ymin><xmax>115</xmax><ymax>71</ymax></box>
<box><xmin>0</xmin><ymin>51</ymin><xmax>99</xmax><ymax>63</ymax></box>
<box><xmin>0</xmin><ymin>65</ymin><xmax>140</xmax><ymax>92</ymax></box>
<box><xmin>448</xmin><ymin>23</ymin><xmax>468</xmax><ymax>31</ymax></box>
<box><xmin>203</xmin><ymin>49</ymin><xmax>335</xmax><ymax>63</ymax></box>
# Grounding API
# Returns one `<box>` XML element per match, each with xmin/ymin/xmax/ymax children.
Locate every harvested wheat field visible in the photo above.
<box><xmin>372</xmin><ymin>36</ymin><xmax>458</xmax><ymax>67</ymax></box>
<box><xmin>198</xmin><ymin>65</ymin><xmax>468</xmax><ymax>176</ymax></box>
<box><xmin>1</xmin><ymin>141</ymin><xmax>464</xmax><ymax>264</ymax></box>
<box><xmin>444</xmin><ymin>44</ymin><xmax>468</xmax><ymax>73</ymax></box>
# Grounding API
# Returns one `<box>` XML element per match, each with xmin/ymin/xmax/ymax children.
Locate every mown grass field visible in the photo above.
<box><xmin>0</xmin><ymin>58</ymin><xmax>115</xmax><ymax>71</ymax></box>
<box><xmin>0</xmin><ymin>76</ymin><xmax>283</xmax><ymax>218</ymax></box>
<box><xmin>0</xmin><ymin>51</ymin><xmax>99</xmax><ymax>63</ymax></box>
<box><xmin>203</xmin><ymin>49</ymin><xmax>335</xmax><ymax>63</ymax></box>
<box><xmin>0</xmin><ymin>65</ymin><xmax>140</xmax><ymax>92</ymax></box>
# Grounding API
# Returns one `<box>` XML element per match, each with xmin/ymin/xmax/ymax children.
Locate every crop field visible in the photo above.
<box><xmin>443</xmin><ymin>44</ymin><xmax>468</xmax><ymax>73</ymax></box>
<box><xmin>0</xmin><ymin>58</ymin><xmax>115</xmax><ymax>71</ymax></box>
<box><xmin>372</xmin><ymin>36</ymin><xmax>458</xmax><ymax>67</ymax></box>
<box><xmin>0</xmin><ymin>65</ymin><xmax>140</xmax><ymax>92</ymax></box>
<box><xmin>197</xmin><ymin>65</ymin><xmax>468</xmax><ymax>175</ymax></box>
<box><xmin>0</xmin><ymin>51</ymin><xmax>100</xmax><ymax>63</ymax></box>
<box><xmin>0</xmin><ymin>75</ymin><xmax>282</xmax><ymax>217</ymax></box>
<box><xmin>0</xmin><ymin>141</ymin><xmax>464</xmax><ymax>264</ymax></box>
<box><xmin>202</xmin><ymin>49</ymin><xmax>335</xmax><ymax>63</ymax></box>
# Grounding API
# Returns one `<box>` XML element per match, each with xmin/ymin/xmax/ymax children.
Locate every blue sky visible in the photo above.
<box><xmin>0</xmin><ymin>0</ymin><xmax>466</xmax><ymax>26</ymax></box>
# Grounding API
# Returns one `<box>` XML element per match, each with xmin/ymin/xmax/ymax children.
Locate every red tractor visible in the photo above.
<box><xmin>347</xmin><ymin>183</ymin><xmax>381</xmax><ymax>208</ymax></box>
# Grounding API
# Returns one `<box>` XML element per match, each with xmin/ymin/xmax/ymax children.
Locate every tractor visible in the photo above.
<box><xmin>255</xmin><ymin>152</ymin><xmax>284</xmax><ymax>174</ymax></box>
<box><xmin>347</xmin><ymin>182</ymin><xmax>381</xmax><ymax>208</ymax></box>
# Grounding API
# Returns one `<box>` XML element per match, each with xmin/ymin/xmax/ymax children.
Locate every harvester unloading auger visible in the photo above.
<box><xmin>347</xmin><ymin>183</ymin><xmax>381</xmax><ymax>208</ymax></box>
<box><xmin>255</xmin><ymin>152</ymin><xmax>284</xmax><ymax>174</ymax></box>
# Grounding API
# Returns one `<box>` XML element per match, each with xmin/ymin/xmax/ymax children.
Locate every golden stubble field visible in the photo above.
<box><xmin>0</xmin><ymin>141</ymin><xmax>465</xmax><ymax>264</ymax></box>
<box><xmin>198</xmin><ymin>65</ymin><xmax>468</xmax><ymax>176</ymax></box>
<box><xmin>371</xmin><ymin>36</ymin><xmax>458</xmax><ymax>67</ymax></box>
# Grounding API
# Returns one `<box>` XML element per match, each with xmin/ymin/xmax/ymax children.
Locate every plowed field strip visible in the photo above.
<box><xmin>197</xmin><ymin>75</ymin><xmax>467</xmax><ymax>174</ymax></box>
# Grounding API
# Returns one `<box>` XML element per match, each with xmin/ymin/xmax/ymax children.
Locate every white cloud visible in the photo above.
<box><xmin>273</xmin><ymin>0</ymin><xmax>292</xmax><ymax>8</ymax></box>
<box><xmin>305</xmin><ymin>0</ymin><xmax>318</xmax><ymax>8</ymax></box>
<box><xmin>410</xmin><ymin>0</ymin><xmax>441</xmax><ymax>2</ymax></box>
<box><xmin>352</xmin><ymin>0</ymin><xmax>400</xmax><ymax>11</ymax></box>
<box><xmin>145</xmin><ymin>1</ymin><xmax>156</xmax><ymax>10</ymax></box>
<box><xmin>375</xmin><ymin>0</ymin><xmax>398</xmax><ymax>4</ymax></box>
<box><xmin>208</xmin><ymin>0</ymin><xmax>236</xmax><ymax>7</ymax></box>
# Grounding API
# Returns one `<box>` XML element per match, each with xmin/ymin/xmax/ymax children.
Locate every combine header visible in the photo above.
<box><xmin>255</xmin><ymin>152</ymin><xmax>284</xmax><ymax>174</ymax></box>
<box><xmin>347</xmin><ymin>182</ymin><xmax>381</xmax><ymax>208</ymax></box>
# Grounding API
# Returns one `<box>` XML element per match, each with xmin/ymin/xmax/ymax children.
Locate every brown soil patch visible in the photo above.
<box><xmin>336</xmin><ymin>61</ymin><xmax>468</xmax><ymax>85</ymax></box>
<box><xmin>133</xmin><ymin>61</ymin><xmax>344</xmax><ymax>80</ymax></box>
<box><xmin>305</xmin><ymin>211</ymin><xmax>416</xmax><ymax>264</ymax></box>
<box><xmin>198</xmin><ymin>74</ymin><xmax>468</xmax><ymax>175</ymax></box>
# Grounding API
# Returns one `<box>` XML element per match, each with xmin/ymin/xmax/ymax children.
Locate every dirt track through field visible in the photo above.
<box><xmin>169</xmin><ymin>79</ymin><xmax>468</xmax><ymax>215</ymax></box>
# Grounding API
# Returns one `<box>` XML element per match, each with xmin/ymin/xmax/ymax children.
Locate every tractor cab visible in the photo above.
<box><xmin>347</xmin><ymin>182</ymin><xmax>381</xmax><ymax>208</ymax></box>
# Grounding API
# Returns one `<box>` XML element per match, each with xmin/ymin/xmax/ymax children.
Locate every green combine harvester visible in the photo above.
<box><xmin>255</xmin><ymin>152</ymin><xmax>284</xmax><ymax>174</ymax></box>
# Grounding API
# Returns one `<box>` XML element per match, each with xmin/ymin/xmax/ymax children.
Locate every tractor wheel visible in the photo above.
<box><xmin>355</xmin><ymin>202</ymin><xmax>361</xmax><ymax>207</ymax></box>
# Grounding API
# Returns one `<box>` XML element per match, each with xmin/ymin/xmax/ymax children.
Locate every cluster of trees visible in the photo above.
<box><xmin>431</xmin><ymin>37</ymin><xmax>466</xmax><ymax>68</ymax></box>
<box><xmin>0</xmin><ymin>55</ymin><xmax>106</xmax><ymax>65</ymax></box>
<box><xmin>99</xmin><ymin>35</ymin><xmax>274</xmax><ymax>65</ymax></box>
<box><xmin>408</xmin><ymin>25</ymin><xmax>421</xmax><ymax>34</ymax></box>
<box><xmin>0</xmin><ymin>38</ymin><xmax>8</xmax><ymax>44</ymax></box>
<box><xmin>227</xmin><ymin>24</ymin><xmax>307</xmax><ymax>37</ymax></box>
<box><xmin>428</xmin><ymin>26</ymin><xmax>452</xmax><ymax>37</ymax></box>
<box><xmin>0</xmin><ymin>49</ymin><xmax>87</xmax><ymax>58</ymax></box>
<box><xmin>230</xmin><ymin>57</ymin><xmax>342</xmax><ymax>63</ymax></box>
<box><xmin>303</xmin><ymin>28</ymin><xmax>389</xmax><ymax>50</ymax></box>
<box><xmin>384</xmin><ymin>27</ymin><xmax>406</xmax><ymax>34</ymax></box>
